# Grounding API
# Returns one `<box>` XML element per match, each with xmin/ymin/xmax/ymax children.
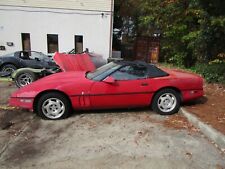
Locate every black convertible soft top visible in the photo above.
<box><xmin>115</xmin><ymin>60</ymin><xmax>169</xmax><ymax>78</ymax></box>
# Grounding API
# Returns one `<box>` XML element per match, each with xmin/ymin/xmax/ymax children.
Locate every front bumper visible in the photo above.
<box><xmin>9</xmin><ymin>97</ymin><xmax>34</xmax><ymax>110</ymax></box>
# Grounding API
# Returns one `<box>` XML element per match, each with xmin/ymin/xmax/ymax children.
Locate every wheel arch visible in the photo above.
<box><xmin>33</xmin><ymin>89</ymin><xmax>72</xmax><ymax>113</ymax></box>
<box><xmin>0</xmin><ymin>62</ymin><xmax>18</xmax><ymax>70</ymax></box>
<box><xmin>151</xmin><ymin>86</ymin><xmax>183</xmax><ymax>106</ymax></box>
<box><xmin>12</xmin><ymin>68</ymin><xmax>41</xmax><ymax>79</ymax></box>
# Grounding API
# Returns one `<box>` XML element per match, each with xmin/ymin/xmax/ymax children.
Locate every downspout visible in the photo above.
<box><xmin>108</xmin><ymin>0</ymin><xmax>114</xmax><ymax>61</ymax></box>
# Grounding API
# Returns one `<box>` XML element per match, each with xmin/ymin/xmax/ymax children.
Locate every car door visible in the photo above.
<box><xmin>18</xmin><ymin>51</ymin><xmax>42</xmax><ymax>68</ymax></box>
<box><xmin>89</xmin><ymin>65</ymin><xmax>153</xmax><ymax>108</ymax></box>
<box><xmin>29</xmin><ymin>51</ymin><xmax>51</xmax><ymax>68</ymax></box>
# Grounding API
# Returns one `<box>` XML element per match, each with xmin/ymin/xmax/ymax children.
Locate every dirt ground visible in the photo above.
<box><xmin>1</xmin><ymin>110</ymin><xmax>224</xmax><ymax>169</ymax></box>
<box><xmin>184</xmin><ymin>83</ymin><xmax>225</xmax><ymax>135</ymax></box>
<box><xmin>159</xmin><ymin>64</ymin><xmax>225</xmax><ymax>135</ymax></box>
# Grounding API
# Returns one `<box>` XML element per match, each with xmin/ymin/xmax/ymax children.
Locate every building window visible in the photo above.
<box><xmin>21</xmin><ymin>33</ymin><xmax>31</xmax><ymax>51</ymax></box>
<box><xmin>75</xmin><ymin>35</ymin><xmax>83</xmax><ymax>53</ymax></box>
<box><xmin>47</xmin><ymin>34</ymin><xmax>58</xmax><ymax>53</ymax></box>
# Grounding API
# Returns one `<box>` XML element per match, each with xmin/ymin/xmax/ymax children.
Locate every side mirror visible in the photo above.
<box><xmin>103</xmin><ymin>76</ymin><xmax>116</xmax><ymax>84</ymax></box>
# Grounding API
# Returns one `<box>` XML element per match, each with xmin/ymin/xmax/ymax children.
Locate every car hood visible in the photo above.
<box><xmin>53</xmin><ymin>52</ymin><xmax>96</xmax><ymax>72</ymax></box>
<box><xmin>11</xmin><ymin>71</ymin><xmax>88</xmax><ymax>98</ymax></box>
<box><xmin>34</xmin><ymin>71</ymin><xmax>86</xmax><ymax>84</ymax></box>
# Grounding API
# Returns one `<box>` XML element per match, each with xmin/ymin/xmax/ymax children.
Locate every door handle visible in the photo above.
<box><xmin>141</xmin><ymin>83</ymin><xmax>148</xmax><ymax>86</ymax></box>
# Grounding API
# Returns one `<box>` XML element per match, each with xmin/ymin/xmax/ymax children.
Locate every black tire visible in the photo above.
<box><xmin>1</xmin><ymin>64</ymin><xmax>17</xmax><ymax>75</ymax></box>
<box><xmin>152</xmin><ymin>89</ymin><xmax>181</xmax><ymax>115</ymax></box>
<box><xmin>14</xmin><ymin>70</ymin><xmax>37</xmax><ymax>88</ymax></box>
<box><xmin>36</xmin><ymin>92</ymin><xmax>71</xmax><ymax>120</ymax></box>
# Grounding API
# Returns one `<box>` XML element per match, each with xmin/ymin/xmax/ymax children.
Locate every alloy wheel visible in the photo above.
<box><xmin>157</xmin><ymin>93</ymin><xmax>177</xmax><ymax>113</ymax></box>
<box><xmin>42</xmin><ymin>98</ymin><xmax>66</xmax><ymax>119</ymax></box>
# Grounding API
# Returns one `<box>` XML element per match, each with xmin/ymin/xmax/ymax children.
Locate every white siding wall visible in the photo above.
<box><xmin>0</xmin><ymin>5</ymin><xmax>113</xmax><ymax>60</ymax></box>
<box><xmin>0</xmin><ymin>0</ymin><xmax>112</xmax><ymax>11</ymax></box>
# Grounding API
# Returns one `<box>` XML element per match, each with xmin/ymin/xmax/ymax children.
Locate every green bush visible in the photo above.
<box><xmin>190</xmin><ymin>63</ymin><xmax>225</xmax><ymax>84</ymax></box>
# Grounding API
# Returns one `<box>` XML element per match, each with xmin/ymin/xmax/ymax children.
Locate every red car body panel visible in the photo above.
<box><xmin>89</xmin><ymin>78</ymin><xmax>153</xmax><ymax>109</ymax></box>
<box><xmin>53</xmin><ymin>52</ymin><xmax>96</xmax><ymax>72</ymax></box>
<box><xmin>9</xmin><ymin>65</ymin><xmax>204</xmax><ymax>111</ymax></box>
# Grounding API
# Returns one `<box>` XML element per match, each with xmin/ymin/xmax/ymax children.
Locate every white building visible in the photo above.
<box><xmin>0</xmin><ymin>0</ymin><xmax>114</xmax><ymax>61</ymax></box>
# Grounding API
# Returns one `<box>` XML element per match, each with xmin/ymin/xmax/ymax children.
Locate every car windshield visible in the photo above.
<box><xmin>86</xmin><ymin>62</ymin><xmax>121</xmax><ymax>81</ymax></box>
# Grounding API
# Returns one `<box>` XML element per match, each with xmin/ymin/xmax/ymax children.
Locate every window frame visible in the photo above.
<box><xmin>74</xmin><ymin>35</ymin><xmax>83</xmax><ymax>53</ymax></box>
<box><xmin>110</xmin><ymin>64</ymin><xmax>149</xmax><ymax>81</ymax></box>
<box><xmin>47</xmin><ymin>34</ymin><xmax>59</xmax><ymax>54</ymax></box>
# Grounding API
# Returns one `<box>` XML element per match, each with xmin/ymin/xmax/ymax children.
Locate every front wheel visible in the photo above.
<box><xmin>36</xmin><ymin>92</ymin><xmax>71</xmax><ymax>120</ymax></box>
<box><xmin>152</xmin><ymin>89</ymin><xmax>181</xmax><ymax>115</ymax></box>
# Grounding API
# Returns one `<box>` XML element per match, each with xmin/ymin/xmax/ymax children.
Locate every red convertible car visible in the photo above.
<box><xmin>9</xmin><ymin>60</ymin><xmax>203</xmax><ymax>120</ymax></box>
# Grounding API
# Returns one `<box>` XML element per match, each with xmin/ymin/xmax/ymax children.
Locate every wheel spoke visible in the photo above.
<box><xmin>58</xmin><ymin>105</ymin><xmax>65</xmax><ymax>113</ymax></box>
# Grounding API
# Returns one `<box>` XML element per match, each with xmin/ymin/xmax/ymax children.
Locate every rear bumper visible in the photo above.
<box><xmin>9</xmin><ymin>97</ymin><xmax>34</xmax><ymax>110</ymax></box>
<box><xmin>182</xmin><ymin>89</ymin><xmax>204</xmax><ymax>102</ymax></box>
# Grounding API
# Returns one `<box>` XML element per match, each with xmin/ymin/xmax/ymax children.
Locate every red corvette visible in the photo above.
<box><xmin>9</xmin><ymin>61</ymin><xmax>203</xmax><ymax>120</ymax></box>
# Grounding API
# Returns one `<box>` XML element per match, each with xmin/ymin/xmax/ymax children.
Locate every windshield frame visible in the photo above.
<box><xmin>86</xmin><ymin>62</ymin><xmax>121</xmax><ymax>81</ymax></box>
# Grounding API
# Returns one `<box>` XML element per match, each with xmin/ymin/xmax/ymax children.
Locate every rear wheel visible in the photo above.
<box><xmin>1</xmin><ymin>64</ymin><xmax>17</xmax><ymax>75</ymax></box>
<box><xmin>14</xmin><ymin>71</ymin><xmax>37</xmax><ymax>88</ymax></box>
<box><xmin>36</xmin><ymin>92</ymin><xmax>71</xmax><ymax>120</ymax></box>
<box><xmin>152</xmin><ymin>89</ymin><xmax>180</xmax><ymax>115</ymax></box>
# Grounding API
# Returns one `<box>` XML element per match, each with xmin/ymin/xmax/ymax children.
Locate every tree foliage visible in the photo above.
<box><xmin>114</xmin><ymin>0</ymin><xmax>225</xmax><ymax>67</ymax></box>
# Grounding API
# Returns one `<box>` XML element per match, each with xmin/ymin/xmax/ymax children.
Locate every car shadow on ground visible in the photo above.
<box><xmin>182</xmin><ymin>96</ymin><xmax>208</xmax><ymax>107</ymax></box>
<box><xmin>70</xmin><ymin>107</ymin><xmax>156</xmax><ymax>118</ymax></box>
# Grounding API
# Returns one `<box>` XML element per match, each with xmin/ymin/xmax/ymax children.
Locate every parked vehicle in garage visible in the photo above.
<box><xmin>0</xmin><ymin>51</ymin><xmax>56</xmax><ymax>76</ymax></box>
<box><xmin>9</xmin><ymin>60</ymin><xmax>204</xmax><ymax>120</ymax></box>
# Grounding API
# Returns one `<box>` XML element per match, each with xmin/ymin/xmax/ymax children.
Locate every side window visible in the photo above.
<box><xmin>20</xmin><ymin>51</ymin><xmax>30</xmax><ymax>60</ymax></box>
<box><xmin>30</xmin><ymin>52</ymin><xmax>43</xmax><ymax>60</ymax></box>
<box><xmin>111</xmin><ymin>65</ymin><xmax>147</xmax><ymax>80</ymax></box>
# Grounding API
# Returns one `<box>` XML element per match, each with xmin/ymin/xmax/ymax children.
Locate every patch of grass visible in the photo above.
<box><xmin>160</xmin><ymin>62</ymin><xmax>225</xmax><ymax>85</ymax></box>
<box><xmin>190</xmin><ymin>63</ymin><xmax>225</xmax><ymax>84</ymax></box>
<box><xmin>0</xmin><ymin>77</ymin><xmax>12</xmax><ymax>82</ymax></box>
